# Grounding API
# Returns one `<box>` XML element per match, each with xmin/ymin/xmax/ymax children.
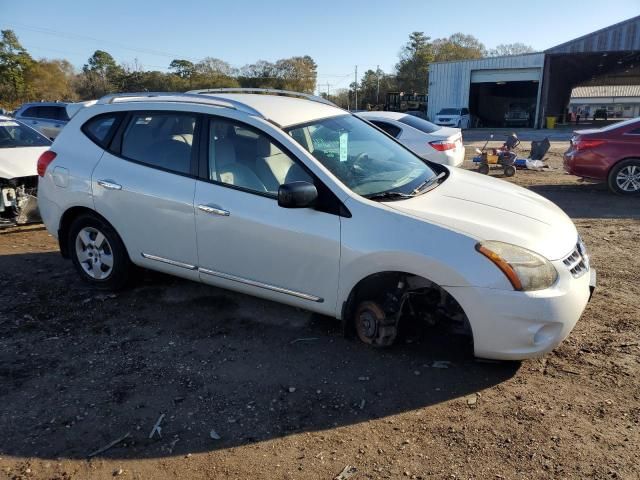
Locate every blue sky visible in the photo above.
<box><xmin>2</xmin><ymin>0</ymin><xmax>639</xmax><ymax>93</ymax></box>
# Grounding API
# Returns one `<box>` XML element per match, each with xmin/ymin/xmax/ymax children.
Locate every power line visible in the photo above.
<box><xmin>5</xmin><ymin>22</ymin><xmax>200</xmax><ymax>62</ymax></box>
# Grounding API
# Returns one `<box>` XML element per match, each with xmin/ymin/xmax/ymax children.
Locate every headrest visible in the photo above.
<box><xmin>214</xmin><ymin>139</ymin><xmax>236</xmax><ymax>167</ymax></box>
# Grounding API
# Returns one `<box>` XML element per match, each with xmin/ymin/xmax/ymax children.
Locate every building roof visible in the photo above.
<box><xmin>570</xmin><ymin>85</ymin><xmax>640</xmax><ymax>99</ymax></box>
<box><xmin>546</xmin><ymin>15</ymin><xmax>640</xmax><ymax>54</ymax></box>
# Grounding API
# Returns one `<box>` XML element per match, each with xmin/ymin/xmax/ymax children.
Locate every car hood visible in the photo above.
<box><xmin>0</xmin><ymin>147</ymin><xmax>46</xmax><ymax>179</ymax></box>
<box><xmin>384</xmin><ymin>168</ymin><xmax>577</xmax><ymax>261</ymax></box>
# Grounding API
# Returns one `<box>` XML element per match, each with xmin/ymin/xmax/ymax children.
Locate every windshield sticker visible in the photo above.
<box><xmin>0</xmin><ymin>121</ymin><xmax>20</xmax><ymax>127</ymax></box>
<box><xmin>339</xmin><ymin>132</ymin><xmax>348</xmax><ymax>162</ymax></box>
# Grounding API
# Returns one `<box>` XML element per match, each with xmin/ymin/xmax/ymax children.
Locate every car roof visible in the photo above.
<box><xmin>197</xmin><ymin>93</ymin><xmax>345</xmax><ymax>127</ymax></box>
<box><xmin>85</xmin><ymin>91</ymin><xmax>348</xmax><ymax>128</ymax></box>
<box><xmin>357</xmin><ymin>111</ymin><xmax>407</xmax><ymax>121</ymax></box>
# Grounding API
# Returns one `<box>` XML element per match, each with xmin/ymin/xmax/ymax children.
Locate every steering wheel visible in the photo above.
<box><xmin>351</xmin><ymin>152</ymin><xmax>369</xmax><ymax>174</ymax></box>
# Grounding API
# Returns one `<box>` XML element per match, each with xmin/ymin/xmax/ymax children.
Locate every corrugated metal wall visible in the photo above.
<box><xmin>427</xmin><ymin>53</ymin><xmax>545</xmax><ymax>121</ymax></box>
<box><xmin>546</xmin><ymin>15</ymin><xmax>640</xmax><ymax>54</ymax></box>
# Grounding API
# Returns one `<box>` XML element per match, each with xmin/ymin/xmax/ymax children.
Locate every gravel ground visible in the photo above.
<box><xmin>0</xmin><ymin>142</ymin><xmax>638</xmax><ymax>480</ymax></box>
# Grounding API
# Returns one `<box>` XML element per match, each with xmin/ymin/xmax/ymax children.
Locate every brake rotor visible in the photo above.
<box><xmin>355</xmin><ymin>301</ymin><xmax>397</xmax><ymax>347</ymax></box>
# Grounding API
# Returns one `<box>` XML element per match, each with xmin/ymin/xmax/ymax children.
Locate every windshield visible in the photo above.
<box><xmin>286</xmin><ymin>114</ymin><xmax>437</xmax><ymax>197</ymax></box>
<box><xmin>0</xmin><ymin>120</ymin><xmax>51</xmax><ymax>148</ymax></box>
<box><xmin>438</xmin><ymin>108</ymin><xmax>460</xmax><ymax>115</ymax></box>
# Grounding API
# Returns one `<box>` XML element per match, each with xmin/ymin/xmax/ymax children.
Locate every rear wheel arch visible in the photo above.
<box><xmin>58</xmin><ymin>207</ymin><xmax>123</xmax><ymax>258</ymax></box>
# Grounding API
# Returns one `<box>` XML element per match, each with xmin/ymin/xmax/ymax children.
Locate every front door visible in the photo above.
<box><xmin>194</xmin><ymin>116</ymin><xmax>341</xmax><ymax>315</ymax></box>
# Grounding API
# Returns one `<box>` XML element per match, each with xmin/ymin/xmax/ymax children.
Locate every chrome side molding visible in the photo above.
<box><xmin>141</xmin><ymin>253</ymin><xmax>197</xmax><ymax>270</ymax></box>
<box><xmin>198</xmin><ymin>267</ymin><xmax>323</xmax><ymax>303</ymax></box>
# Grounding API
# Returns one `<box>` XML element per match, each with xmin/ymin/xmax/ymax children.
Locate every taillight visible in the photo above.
<box><xmin>575</xmin><ymin>139</ymin><xmax>605</xmax><ymax>151</ymax></box>
<box><xmin>37</xmin><ymin>150</ymin><xmax>57</xmax><ymax>177</ymax></box>
<box><xmin>429</xmin><ymin>140</ymin><xmax>456</xmax><ymax>151</ymax></box>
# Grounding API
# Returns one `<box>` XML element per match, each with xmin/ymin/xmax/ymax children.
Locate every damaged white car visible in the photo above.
<box><xmin>0</xmin><ymin>116</ymin><xmax>51</xmax><ymax>226</ymax></box>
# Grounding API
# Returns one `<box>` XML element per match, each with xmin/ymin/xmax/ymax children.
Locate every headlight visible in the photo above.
<box><xmin>476</xmin><ymin>241</ymin><xmax>558</xmax><ymax>291</ymax></box>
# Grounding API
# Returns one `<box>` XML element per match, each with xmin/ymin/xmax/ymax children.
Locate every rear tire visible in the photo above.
<box><xmin>478</xmin><ymin>163</ymin><xmax>490</xmax><ymax>175</ymax></box>
<box><xmin>608</xmin><ymin>159</ymin><xmax>640</xmax><ymax>196</ymax></box>
<box><xmin>68</xmin><ymin>214</ymin><xmax>131</xmax><ymax>290</ymax></box>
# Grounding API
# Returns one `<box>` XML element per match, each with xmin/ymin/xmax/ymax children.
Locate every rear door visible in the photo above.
<box><xmin>91</xmin><ymin>110</ymin><xmax>200</xmax><ymax>280</ymax></box>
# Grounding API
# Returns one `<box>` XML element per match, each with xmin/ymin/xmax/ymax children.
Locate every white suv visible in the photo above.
<box><xmin>37</xmin><ymin>89</ymin><xmax>595</xmax><ymax>360</ymax></box>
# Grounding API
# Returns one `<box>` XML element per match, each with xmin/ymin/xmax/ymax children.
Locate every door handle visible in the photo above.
<box><xmin>97</xmin><ymin>179</ymin><xmax>122</xmax><ymax>190</ymax></box>
<box><xmin>32</xmin><ymin>120</ymin><xmax>38</xmax><ymax>124</ymax></box>
<box><xmin>198</xmin><ymin>204</ymin><xmax>230</xmax><ymax>216</ymax></box>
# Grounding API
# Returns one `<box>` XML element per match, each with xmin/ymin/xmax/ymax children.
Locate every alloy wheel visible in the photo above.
<box><xmin>75</xmin><ymin>226</ymin><xmax>114</xmax><ymax>280</ymax></box>
<box><xmin>616</xmin><ymin>165</ymin><xmax>640</xmax><ymax>192</ymax></box>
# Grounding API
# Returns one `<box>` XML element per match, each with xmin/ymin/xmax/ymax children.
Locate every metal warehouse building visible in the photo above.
<box><xmin>427</xmin><ymin>15</ymin><xmax>640</xmax><ymax>128</ymax></box>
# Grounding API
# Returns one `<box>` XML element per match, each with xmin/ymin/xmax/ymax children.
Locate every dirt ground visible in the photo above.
<box><xmin>1</xmin><ymin>142</ymin><xmax>638</xmax><ymax>480</ymax></box>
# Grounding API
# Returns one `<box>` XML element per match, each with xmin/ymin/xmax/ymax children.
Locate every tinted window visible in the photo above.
<box><xmin>0</xmin><ymin>119</ymin><xmax>51</xmax><ymax>148</ymax></box>
<box><xmin>121</xmin><ymin>113</ymin><xmax>196</xmax><ymax>175</ymax></box>
<box><xmin>438</xmin><ymin>108</ymin><xmax>460</xmax><ymax>115</ymax></box>
<box><xmin>21</xmin><ymin>107</ymin><xmax>39</xmax><ymax>118</ymax></box>
<box><xmin>371</xmin><ymin>121</ymin><xmax>402</xmax><ymax>138</ymax></box>
<box><xmin>20</xmin><ymin>105</ymin><xmax>68</xmax><ymax>121</ymax></box>
<box><xmin>208</xmin><ymin>118</ymin><xmax>312</xmax><ymax>195</ymax></box>
<box><xmin>82</xmin><ymin>114</ymin><xmax>120</xmax><ymax>147</ymax></box>
<box><xmin>397</xmin><ymin>115</ymin><xmax>439</xmax><ymax>134</ymax></box>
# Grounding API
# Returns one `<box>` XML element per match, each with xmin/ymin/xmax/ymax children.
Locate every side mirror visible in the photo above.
<box><xmin>278</xmin><ymin>181</ymin><xmax>318</xmax><ymax>208</ymax></box>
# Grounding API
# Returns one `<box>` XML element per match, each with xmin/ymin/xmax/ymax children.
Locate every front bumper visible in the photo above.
<box><xmin>446</xmin><ymin>264</ymin><xmax>594</xmax><ymax>360</ymax></box>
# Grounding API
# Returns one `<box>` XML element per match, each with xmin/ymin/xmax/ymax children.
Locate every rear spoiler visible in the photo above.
<box><xmin>65</xmin><ymin>100</ymin><xmax>97</xmax><ymax>119</ymax></box>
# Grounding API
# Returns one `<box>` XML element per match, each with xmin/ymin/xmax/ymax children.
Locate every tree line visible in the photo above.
<box><xmin>0</xmin><ymin>28</ymin><xmax>533</xmax><ymax>110</ymax></box>
<box><xmin>326</xmin><ymin>32</ymin><xmax>534</xmax><ymax>109</ymax></box>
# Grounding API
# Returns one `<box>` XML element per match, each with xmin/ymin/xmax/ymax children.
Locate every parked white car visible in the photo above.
<box><xmin>434</xmin><ymin>107</ymin><xmax>471</xmax><ymax>128</ymax></box>
<box><xmin>37</xmin><ymin>89</ymin><xmax>595</xmax><ymax>360</ymax></box>
<box><xmin>357</xmin><ymin>111</ymin><xmax>464</xmax><ymax>167</ymax></box>
<box><xmin>0</xmin><ymin>116</ymin><xmax>51</xmax><ymax>225</ymax></box>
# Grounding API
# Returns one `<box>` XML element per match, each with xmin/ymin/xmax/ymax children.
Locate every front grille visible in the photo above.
<box><xmin>563</xmin><ymin>240</ymin><xmax>590</xmax><ymax>278</ymax></box>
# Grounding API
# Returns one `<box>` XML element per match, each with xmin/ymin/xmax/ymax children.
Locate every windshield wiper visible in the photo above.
<box><xmin>412</xmin><ymin>172</ymin><xmax>446</xmax><ymax>195</ymax></box>
<box><xmin>365</xmin><ymin>191</ymin><xmax>414</xmax><ymax>201</ymax></box>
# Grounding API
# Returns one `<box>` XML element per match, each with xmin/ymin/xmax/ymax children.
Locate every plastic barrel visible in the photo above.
<box><xmin>546</xmin><ymin>116</ymin><xmax>557</xmax><ymax>129</ymax></box>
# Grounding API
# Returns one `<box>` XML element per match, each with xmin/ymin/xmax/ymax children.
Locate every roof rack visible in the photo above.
<box><xmin>186</xmin><ymin>88</ymin><xmax>338</xmax><ymax>108</ymax></box>
<box><xmin>96</xmin><ymin>92</ymin><xmax>265</xmax><ymax>118</ymax></box>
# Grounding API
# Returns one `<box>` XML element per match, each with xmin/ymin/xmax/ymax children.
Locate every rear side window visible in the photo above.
<box><xmin>82</xmin><ymin>113</ymin><xmax>122</xmax><ymax>147</ymax></box>
<box><xmin>397</xmin><ymin>115</ymin><xmax>439</xmax><ymax>134</ymax></box>
<box><xmin>21</xmin><ymin>106</ymin><xmax>39</xmax><ymax>118</ymax></box>
<box><xmin>120</xmin><ymin>112</ymin><xmax>197</xmax><ymax>175</ymax></box>
<box><xmin>20</xmin><ymin>105</ymin><xmax>68</xmax><ymax>121</ymax></box>
<box><xmin>371</xmin><ymin>120</ymin><xmax>402</xmax><ymax>138</ymax></box>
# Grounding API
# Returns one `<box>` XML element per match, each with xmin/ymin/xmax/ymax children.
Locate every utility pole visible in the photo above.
<box><xmin>323</xmin><ymin>82</ymin><xmax>332</xmax><ymax>97</ymax></box>
<box><xmin>376</xmin><ymin>64</ymin><xmax>380</xmax><ymax>106</ymax></box>
<box><xmin>354</xmin><ymin>65</ymin><xmax>358</xmax><ymax>111</ymax></box>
